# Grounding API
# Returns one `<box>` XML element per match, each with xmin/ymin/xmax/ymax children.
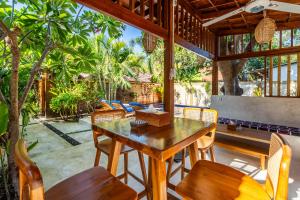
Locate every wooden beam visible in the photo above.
<box><xmin>164</xmin><ymin>0</ymin><xmax>175</xmax><ymax>119</ymax></box>
<box><xmin>217</xmin><ymin>21</ymin><xmax>300</xmax><ymax>36</ymax></box>
<box><xmin>175</xmin><ymin>35</ymin><xmax>214</xmax><ymax>59</ymax></box>
<box><xmin>76</xmin><ymin>0</ymin><xmax>168</xmax><ymax>39</ymax></box>
<box><xmin>217</xmin><ymin>46</ymin><xmax>300</xmax><ymax>61</ymax></box>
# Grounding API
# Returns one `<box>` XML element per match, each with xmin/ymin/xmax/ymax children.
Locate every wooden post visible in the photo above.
<box><xmin>269</xmin><ymin>56</ymin><xmax>273</xmax><ymax>96</ymax></box>
<box><xmin>264</xmin><ymin>57</ymin><xmax>267</xmax><ymax>97</ymax></box>
<box><xmin>287</xmin><ymin>55</ymin><xmax>291</xmax><ymax>96</ymax></box>
<box><xmin>38</xmin><ymin>73</ymin><xmax>46</xmax><ymax>115</ymax></box>
<box><xmin>212</xmin><ymin>60</ymin><xmax>218</xmax><ymax>95</ymax></box>
<box><xmin>164</xmin><ymin>0</ymin><xmax>175</xmax><ymax>118</ymax></box>
<box><xmin>277</xmin><ymin>56</ymin><xmax>281</xmax><ymax>96</ymax></box>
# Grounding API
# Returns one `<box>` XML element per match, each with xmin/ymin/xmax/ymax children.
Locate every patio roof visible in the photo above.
<box><xmin>75</xmin><ymin>0</ymin><xmax>300</xmax><ymax>115</ymax></box>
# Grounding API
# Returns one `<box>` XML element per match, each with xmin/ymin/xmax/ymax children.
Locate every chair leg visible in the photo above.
<box><xmin>148</xmin><ymin>157</ymin><xmax>152</xmax><ymax>200</ymax></box>
<box><xmin>200</xmin><ymin>150</ymin><xmax>206</xmax><ymax>160</ymax></box>
<box><xmin>260</xmin><ymin>155</ymin><xmax>266</xmax><ymax>170</ymax></box>
<box><xmin>94</xmin><ymin>149</ymin><xmax>101</xmax><ymax>167</ymax></box>
<box><xmin>138</xmin><ymin>152</ymin><xmax>151</xmax><ymax>200</ymax></box>
<box><xmin>209</xmin><ymin>146</ymin><xmax>215</xmax><ymax>162</ymax></box>
<box><xmin>124</xmin><ymin>153</ymin><xmax>128</xmax><ymax>184</ymax></box>
<box><xmin>181</xmin><ymin>148</ymin><xmax>186</xmax><ymax>180</ymax></box>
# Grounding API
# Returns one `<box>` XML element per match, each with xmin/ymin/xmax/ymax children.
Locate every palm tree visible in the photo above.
<box><xmin>90</xmin><ymin>34</ymin><xmax>144</xmax><ymax>100</ymax></box>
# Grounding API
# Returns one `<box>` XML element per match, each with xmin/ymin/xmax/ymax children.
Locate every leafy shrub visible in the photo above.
<box><xmin>50</xmin><ymin>83</ymin><xmax>87</xmax><ymax>120</ymax></box>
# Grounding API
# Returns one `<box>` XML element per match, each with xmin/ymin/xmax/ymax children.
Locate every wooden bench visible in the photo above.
<box><xmin>215</xmin><ymin>124</ymin><xmax>271</xmax><ymax>169</ymax></box>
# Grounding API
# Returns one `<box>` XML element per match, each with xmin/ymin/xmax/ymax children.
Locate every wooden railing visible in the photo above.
<box><xmin>174</xmin><ymin>0</ymin><xmax>215</xmax><ymax>55</ymax></box>
<box><xmin>77</xmin><ymin>0</ymin><xmax>215</xmax><ymax>58</ymax></box>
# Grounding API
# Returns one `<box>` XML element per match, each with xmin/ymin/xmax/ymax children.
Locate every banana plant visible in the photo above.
<box><xmin>0</xmin><ymin>101</ymin><xmax>9</xmax><ymax>199</ymax></box>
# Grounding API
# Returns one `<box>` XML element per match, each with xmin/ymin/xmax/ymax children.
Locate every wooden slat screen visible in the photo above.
<box><xmin>264</xmin><ymin>53</ymin><xmax>300</xmax><ymax>97</ymax></box>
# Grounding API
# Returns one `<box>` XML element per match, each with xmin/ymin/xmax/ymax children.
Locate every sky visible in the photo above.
<box><xmin>121</xmin><ymin>25</ymin><xmax>143</xmax><ymax>53</ymax></box>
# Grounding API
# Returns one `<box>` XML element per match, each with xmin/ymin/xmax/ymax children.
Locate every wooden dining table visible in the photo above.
<box><xmin>93</xmin><ymin>117</ymin><xmax>216</xmax><ymax>200</ymax></box>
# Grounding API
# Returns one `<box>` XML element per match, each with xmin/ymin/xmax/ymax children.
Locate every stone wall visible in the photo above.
<box><xmin>210</xmin><ymin>95</ymin><xmax>300</xmax><ymax>128</ymax></box>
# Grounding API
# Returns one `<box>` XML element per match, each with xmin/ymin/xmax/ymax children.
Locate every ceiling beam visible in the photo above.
<box><xmin>217</xmin><ymin>46</ymin><xmax>300</xmax><ymax>61</ymax></box>
<box><xmin>217</xmin><ymin>21</ymin><xmax>300</xmax><ymax>35</ymax></box>
<box><xmin>175</xmin><ymin>35</ymin><xmax>214</xmax><ymax>59</ymax></box>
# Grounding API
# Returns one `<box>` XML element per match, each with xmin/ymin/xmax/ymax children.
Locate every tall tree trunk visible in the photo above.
<box><xmin>218</xmin><ymin>35</ymin><xmax>254</xmax><ymax>95</ymax></box>
<box><xmin>5</xmin><ymin>26</ymin><xmax>21</xmax><ymax>193</ymax></box>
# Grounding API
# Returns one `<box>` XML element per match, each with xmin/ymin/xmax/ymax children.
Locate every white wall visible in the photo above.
<box><xmin>210</xmin><ymin>95</ymin><xmax>300</xmax><ymax>128</ymax></box>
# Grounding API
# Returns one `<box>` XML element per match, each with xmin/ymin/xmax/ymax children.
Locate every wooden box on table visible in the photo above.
<box><xmin>135</xmin><ymin>110</ymin><xmax>170</xmax><ymax>127</ymax></box>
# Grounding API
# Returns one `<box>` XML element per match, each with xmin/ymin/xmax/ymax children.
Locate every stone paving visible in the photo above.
<box><xmin>25</xmin><ymin>116</ymin><xmax>300</xmax><ymax>200</ymax></box>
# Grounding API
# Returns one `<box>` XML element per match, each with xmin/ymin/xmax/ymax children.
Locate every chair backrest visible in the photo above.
<box><xmin>265</xmin><ymin>133</ymin><xmax>292</xmax><ymax>200</ymax></box>
<box><xmin>91</xmin><ymin>109</ymin><xmax>126</xmax><ymax>146</ymax></box>
<box><xmin>183</xmin><ymin>108</ymin><xmax>218</xmax><ymax>137</ymax></box>
<box><xmin>15</xmin><ymin>139</ymin><xmax>45</xmax><ymax>200</ymax></box>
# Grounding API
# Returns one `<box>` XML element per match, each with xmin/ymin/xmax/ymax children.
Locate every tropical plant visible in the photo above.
<box><xmin>131</xmin><ymin>37</ymin><xmax>210</xmax><ymax>86</ymax></box>
<box><xmin>50</xmin><ymin>83</ymin><xmax>88</xmax><ymax>120</ymax></box>
<box><xmin>90</xmin><ymin>34</ymin><xmax>144</xmax><ymax>101</ymax></box>
<box><xmin>253</xmin><ymin>86</ymin><xmax>262</xmax><ymax>97</ymax></box>
<box><xmin>0</xmin><ymin>102</ymin><xmax>10</xmax><ymax>199</ymax></box>
<box><xmin>0</xmin><ymin>0</ymin><xmax>125</xmax><ymax>192</ymax></box>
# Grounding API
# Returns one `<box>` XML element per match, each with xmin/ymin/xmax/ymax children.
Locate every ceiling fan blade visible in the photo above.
<box><xmin>268</xmin><ymin>1</ymin><xmax>300</xmax><ymax>14</ymax></box>
<box><xmin>203</xmin><ymin>7</ymin><xmax>245</xmax><ymax>27</ymax></box>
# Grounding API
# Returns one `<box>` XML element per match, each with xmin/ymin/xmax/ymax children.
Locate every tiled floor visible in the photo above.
<box><xmin>25</xmin><ymin>116</ymin><xmax>300</xmax><ymax>199</ymax></box>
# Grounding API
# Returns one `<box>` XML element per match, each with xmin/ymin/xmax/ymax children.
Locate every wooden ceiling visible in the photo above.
<box><xmin>184</xmin><ymin>0</ymin><xmax>300</xmax><ymax>35</ymax></box>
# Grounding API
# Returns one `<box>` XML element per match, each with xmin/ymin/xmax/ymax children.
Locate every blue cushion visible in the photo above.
<box><xmin>129</xmin><ymin>102</ymin><xmax>147</xmax><ymax>109</ymax></box>
<box><xmin>111</xmin><ymin>100</ymin><xmax>134</xmax><ymax>113</ymax></box>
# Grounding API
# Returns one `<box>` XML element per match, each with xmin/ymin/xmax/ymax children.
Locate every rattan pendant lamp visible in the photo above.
<box><xmin>142</xmin><ymin>32</ymin><xmax>157</xmax><ymax>54</ymax></box>
<box><xmin>255</xmin><ymin>11</ymin><xmax>277</xmax><ymax>44</ymax></box>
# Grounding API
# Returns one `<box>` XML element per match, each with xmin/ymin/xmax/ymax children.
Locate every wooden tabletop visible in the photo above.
<box><xmin>93</xmin><ymin>117</ymin><xmax>216</xmax><ymax>161</ymax></box>
<box><xmin>217</xmin><ymin>124</ymin><xmax>271</xmax><ymax>144</ymax></box>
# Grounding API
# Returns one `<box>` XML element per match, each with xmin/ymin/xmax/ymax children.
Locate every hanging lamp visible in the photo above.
<box><xmin>255</xmin><ymin>11</ymin><xmax>277</xmax><ymax>44</ymax></box>
<box><xmin>142</xmin><ymin>32</ymin><xmax>157</xmax><ymax>54</ymax></box>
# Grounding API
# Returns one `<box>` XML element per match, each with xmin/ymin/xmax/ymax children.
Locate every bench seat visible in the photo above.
<box><xmin>215</xmin><ymin>127</ymin><xmax>270</xmax><ymax>169</ymax></box>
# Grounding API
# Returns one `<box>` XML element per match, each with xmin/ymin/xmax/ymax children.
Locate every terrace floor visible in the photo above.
<box><xmin>25</xmin><ymin>116</ymin><xmax>300</xmax><ymax>200</ymax></box>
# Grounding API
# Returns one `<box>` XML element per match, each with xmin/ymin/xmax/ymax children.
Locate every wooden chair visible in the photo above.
<box><xmin>167</xmin><ymin>108</ymin><xmax>218</xmax><ymax>184</ymax></box>
<box><xmin>91</xmin><ymin>110</ymin><xmax>150</xmax><ymax>199</ymax></box>
<box><xmin>14</xmin><ymin>139</ymin><xmax>138</xmax><ymax>200</ymax></box>
<box><xmin>175</xmin><ymin>133</ymin><xmax>292</xmax><ymax>200</ymax></box>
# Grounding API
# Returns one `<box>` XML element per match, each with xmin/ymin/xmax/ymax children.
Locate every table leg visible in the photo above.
<box><xmin>151</xmin><ymin>158</ymin><xmax>167</xmax><ymax>200</ymax></box>
<box><xmin>107</xmin><ymin>139</ymin><xmax>122</xmax><ymax>176</ymax></box>
<box><xmin>188</xmin><ymin>141</ymin><xmax>199</xmax><ymax>168</ymax></box>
